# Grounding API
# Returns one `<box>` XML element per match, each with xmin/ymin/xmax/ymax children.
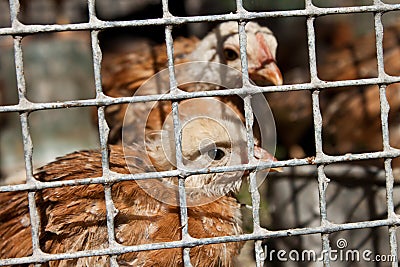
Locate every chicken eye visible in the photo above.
<box><xmin>207</xmin><ymin>148</ymin><xmax>226</xmax><ymax>161</ymax></box>
<box><xmin>223</xmin><ymin>48</ymin><xmax>238</xmax><ymax>61</ymax></box>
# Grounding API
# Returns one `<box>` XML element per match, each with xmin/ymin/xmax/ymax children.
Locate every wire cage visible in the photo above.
<box><xmin>1</xmin><ymin>0</ymin><xmax>400</xmax><ymax>266</ymax></box>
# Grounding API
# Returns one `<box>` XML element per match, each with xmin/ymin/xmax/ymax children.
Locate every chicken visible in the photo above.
<box><xmin>318</xmin><ymin>19</ymin><xmax>400</xmax><ymax>162</ymax></box>
<box><xmin>0</xmin><ymin>97</ymin><xmax>279</xmax><ymax>266</ymax></box>
<box><xmin>263</xmin><ymin>19</ymin><xmax>400</xmax><ymax>160</ymax></box>
<box><xmin>100</xmin><ymin>21</ymin><xmax>283</xmax><ymax>144</ymax></box>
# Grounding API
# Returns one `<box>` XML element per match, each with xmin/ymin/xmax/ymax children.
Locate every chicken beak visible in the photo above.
<box><xmin>253</xmin><ymin>146</ymin><xmax>282</xmax><ymax>172</ymax></box>
<box><xmin>250</xmin><ymin>62</ymin><xmax>283</xmax><ymax>86</ymax></box>
<box><xmin>249</xmin><ymin>32</ymin><xmax>283</xmax><ymax>86</ymax></box>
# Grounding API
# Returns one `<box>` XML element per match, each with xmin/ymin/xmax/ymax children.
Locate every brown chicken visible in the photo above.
<box><xmin>264</xmin><ymin>19</ymin><xmax>400</xmax><ymax>160</ymax></box>
<box><xmin>100</xmin><ymin>21</ymin><xmax>283</xmax><ymax>144</ymax></box>
<box><xmin>318</xmin><ymin>19</ymin><xmax>400</xmax><ymax>160</ymax></box>
<box><xmin>0</xmin><ymin>98</ymin><xmax>279</xmax><ymax>266</ymax></box>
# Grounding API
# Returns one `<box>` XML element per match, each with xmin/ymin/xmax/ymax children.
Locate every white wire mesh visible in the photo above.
<box><xmin>0</xmin><ymin>0</ymin><xmax>400</xmax><ymax>266</ymax></box>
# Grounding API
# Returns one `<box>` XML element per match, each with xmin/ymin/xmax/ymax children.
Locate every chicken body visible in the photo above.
<box><xmin>0</xmin><ymin>147</ymin><xmax>243</xmax><ymax>266</ymax></box>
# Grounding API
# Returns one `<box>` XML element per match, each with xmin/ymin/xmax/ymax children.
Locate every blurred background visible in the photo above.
<box><xmin>1</xmin><ymin>0</ymin><xmax>400</xmax><ymax>266</ymax></box>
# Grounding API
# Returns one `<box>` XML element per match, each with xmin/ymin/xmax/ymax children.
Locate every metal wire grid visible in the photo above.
<box><xmin>0</xmin><ymin>0</ymin><xmax>400</xmax><ymax>266</ymax></box>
